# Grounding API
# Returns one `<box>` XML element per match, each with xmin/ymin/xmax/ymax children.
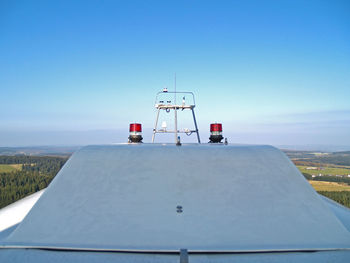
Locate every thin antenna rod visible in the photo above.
<box><xmin>174</xmin><ymin>73</ymin><xmax>178</xmax><ymax>143</ymax></box>
<box><xmin>174</xmin><ymin>73</ymin><xmax>177</xmax><ymax>104</ymax></box>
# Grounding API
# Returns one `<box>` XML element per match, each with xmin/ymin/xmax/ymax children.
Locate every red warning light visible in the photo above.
<box><xmin>129</xmin><ymin>123</ymin><xmax>143</xmax><ymax>143</ymax></box>
<box><xmin>209</xmin><ymin>123</ymin><xmax>223</xmax><ymax>143</ymax></box>
<box><xmin>210</xmin><ymin>123</ymin><xmax>222</xmax><ymax>133</ymax></box>
<box><xmin>129</xmin><ymin>123</ymin><xmax>142</xmax><ymax>133</ymax></box>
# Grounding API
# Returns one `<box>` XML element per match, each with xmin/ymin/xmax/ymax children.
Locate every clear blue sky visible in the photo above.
<box><xmin>0</xmin><ymin>0</ymin><xmax>349</xmax><ymax>148</ymax></box>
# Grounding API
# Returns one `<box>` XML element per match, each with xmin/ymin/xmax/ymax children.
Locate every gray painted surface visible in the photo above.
<box><xmin>2</xmin><ymin>144</ymin><xmax>350</xmax><ymax>252</ymax></box>
<box><xmin>0</xmin><ymin>224</ymin><xmax>18</xmax><ymax>241</ymax></box>
<box><xmin>0</xmin><ymin>189</ymin><xmax>44</xmax><ymax>231</ymax></box>
<box><xmin>322</xmin><ymin>195</ymin><xmax>350</xmax><ymax>232</ymax></box>
<box><xmin>0</xmin><ymin>248</ymin><xmax>350</xmax><ymax>263</ymax></box>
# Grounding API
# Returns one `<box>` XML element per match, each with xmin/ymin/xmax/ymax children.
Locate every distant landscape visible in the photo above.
<box><xmin>0</xmin><ymin>146</ymin><xmax>80</xmax><ymax>156</ymax></box>
<box><xmin>0</xmin><ymin>146</ymin><xmax>350</xmax><ymax>209</ymax></box>
<box><xmin>284</xmin><ymin>150</ymin><xmax>350</xmax><ymax>207</ymax></box>
<box><xmin>0</xmin><ymin>154</ymin><xmax>68</xmax><ymax>208</ymax></box>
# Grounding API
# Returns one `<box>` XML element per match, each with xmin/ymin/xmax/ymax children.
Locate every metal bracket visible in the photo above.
<box><xmin>180</xmin><ymin>248</ymin><xmax>188</xmax><ymax>263</ymax></box>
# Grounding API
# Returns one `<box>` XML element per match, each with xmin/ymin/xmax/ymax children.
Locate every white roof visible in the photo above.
<box><xmin>1</xmin><ymin>144</ymin><xmax>350</xmax><ymax>252</ymax></box>
<box><xmin>1</xmin><ymin>144</ymin><xmax>350</xmax><ymax>262</ymax></box>
<box><xmin>0</xmin><ymin>190</ymin><xmax>44</xmax><ymax>232</ymax></box>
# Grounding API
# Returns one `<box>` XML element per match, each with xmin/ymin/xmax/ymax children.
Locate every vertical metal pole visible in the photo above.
<box><xmin>174</xmin><ymin>107</ymin><xmax>178</xmax><ymax>143</ymax></box>
<box><xmin>191</xmin><ymin>108</ymin><xmax>201</xmax><ymax>143</ymax></box>
<box><xmin>174</xmin><ymin>73</ymin><xmax>178</xmax><ymax>143</ymax></box>
<box><xmin>152</xmin><ymin>108</ymin><xmax>161</xmax><ymax>143</ymax></box>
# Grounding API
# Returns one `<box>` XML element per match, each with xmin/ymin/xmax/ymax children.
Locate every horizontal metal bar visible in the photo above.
<box><xmin>1</xmin><ymin>244</ymin><xmax>349</xmax><ymax>254</ymax></box>
<box><xmin>155</xmin><ymin>105</ymin><xmax>195</xmax><ymax>110</ymax></box>
<box><xmin>155</xmin><ymin>91</ymin><xmax>196</xmax><ymax>105</ymax></box>
<box><xmin>154</xmin><ymin>130</ymin><xmax>197</xmax><ymax>133</ymax></box>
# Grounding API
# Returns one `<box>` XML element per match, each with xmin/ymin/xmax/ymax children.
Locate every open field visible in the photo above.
<box><xmin>298</xmin><ymin>166</ymin><xmax>350</xmax><ymax>176</ymax></box>
<box><xmin>308</xmin><ymin>181</ymin><xmax>350</xmax><ymax>192</ymax></box>
<box><xmin>0</xmin><ymin>164</ymin><xmax>22</xmax><ymax>173</ymax></box>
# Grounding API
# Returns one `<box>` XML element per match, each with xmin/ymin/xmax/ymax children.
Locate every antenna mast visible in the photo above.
<box><xmin>151</xmin><ymin>78</ymin><xmax>201</xmax><ymax>144</ymax></box>
<box><xmin>174</xmin><ymin>73</ymin><xmax>178</xmax><ymax>142</ymax></box>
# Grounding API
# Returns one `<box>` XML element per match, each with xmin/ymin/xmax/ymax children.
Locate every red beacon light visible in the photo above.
<box><xmin>128</xmin><ymin>123</ymin><xmax>143</xmax><ymax>143</ymax></box>
<box><xmin>209</xmin><ymin>123</ymin><xmax>224</xmax><ymax>143</ymax></box>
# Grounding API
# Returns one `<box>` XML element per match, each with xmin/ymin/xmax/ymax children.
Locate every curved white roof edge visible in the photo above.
<box><xmin>0</xmin><ymin>189</ymin><xmax>45</xmax><ymax>232</ymax></box>
<box><xmin>1</xmin><ymin>191</ymin><xmax>348</xmax><ymax>250</ymax></box>
<box><xmin>3</xmin><ymin>145</ymin><xmax>350</xmax><ymax>251</ymax></box>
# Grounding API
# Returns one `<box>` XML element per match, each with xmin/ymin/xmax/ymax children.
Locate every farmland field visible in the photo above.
<box><xmin>0</xmin><ymin>164</ymin><xmax>22</xmax><ymax>173</ymax></box>
<box><xmin>308</xmin><ymin>181</ymin><xmax>350</xmax><ymax>192</ymax></box>
<box><xmin>297</xmin><ymin>166</ymin><xmax>350</xmax><ymax>176</ymax></box>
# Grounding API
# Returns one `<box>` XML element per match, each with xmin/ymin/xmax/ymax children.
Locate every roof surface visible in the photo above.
<box><xmin>0</xmin><ymin>189</ymin><xmax>44</xmax><ymax>232</ymax></box>
<box><xmin>1</xmin><ymin>144</ymin><xmax>350</xmax><ymax>261</ymax></box>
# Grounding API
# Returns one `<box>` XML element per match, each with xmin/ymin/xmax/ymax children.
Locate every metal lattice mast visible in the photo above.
<box><xmin>152</xmin><ymin>90</ymin><xmax>200</xmax><ymax>144</ymax></box>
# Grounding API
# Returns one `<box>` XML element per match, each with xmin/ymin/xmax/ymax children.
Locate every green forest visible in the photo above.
<box><xmin>303</xmin><ymin>172</ymin><xmax>350</xmax><ymax>208</ymax></box>
<box><xmin>318</xmin><ymin>191</ymin><xmax>350</xmax><ymax>208</ymax></box>
<box><xmin>0</xmin><ymin>156</ymin><xmax>68</xmax><ymax>209</ymax></box>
